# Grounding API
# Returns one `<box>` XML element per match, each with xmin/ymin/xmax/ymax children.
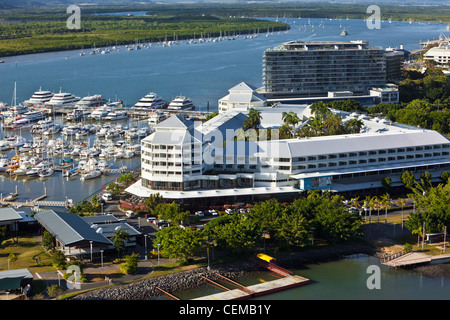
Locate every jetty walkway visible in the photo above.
<box><xmin>382</xmin><ymin>251</ymin><xmax>450</xmax><ymax>268</ymax></box>
<box><xmin>0</xmin><ymin>193</ymin><xmax>70</xmax><ymax>208</ymax></box>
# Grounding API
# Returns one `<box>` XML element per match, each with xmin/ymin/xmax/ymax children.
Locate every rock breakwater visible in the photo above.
<box><xmin>70</xmin><ymin>244</ymin><xmax>375</xmax><ymax>300</ymax></box>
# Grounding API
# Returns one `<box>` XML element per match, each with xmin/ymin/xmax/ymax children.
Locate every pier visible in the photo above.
<box><xmin>382</xmin><ymin>251</ymin><xmax>450</xmax><ymax>268</ymax></box>
<box><xmin>194</xmin><ymin>254</ymin><xmax>310</xmax><ymax>300</ymax></box>
<box><xmin>0</xmin><ymin>191</ymin><xmax>71</xmax><ymax>208</ymax></box>
<box><xmin>193</xmin><ymin>275</ymin><xmax>310</xmax><ymax>300</ymax></box>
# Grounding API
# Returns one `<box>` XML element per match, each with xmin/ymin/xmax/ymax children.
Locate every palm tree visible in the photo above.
<box><xmin>380</xmin><ymin>193</ymin><xmax>392</xmax><ymax>223</ymax></box>
<box><xmin>323</xmin><ymin>113</ymin><xmax>343</xmax><ymax>135</ymax></box>
<box><xmin>281</xmin><ymin>111</ymin><xmax>300</xmax><ymax>137</ymax></box>
<box><xmin>374</xmin><ymin>197</ymin><xmax>382</xmax><ymax>223</ymax></box>
<box><xmin>243</xmin><ymin>108</ymin><xmax>262</xmax><ymax>130</ymax></box>
<box><xmin>397</xmin><ymin>198</ymin><xmax>408</xmax><ymax>229</ymax></box>
<box><xmin>310</xmin><ymin>101</ymin><xmax>329</xmax><ymax>121</ymax></box>
<box><xmin>344</xmin><ymin>118</ymin><xmax>364</xmax><ymax>134</ymax></box>
<box><xmin>348</xmin><ymin>197</ymin><xmax>361</xmax><ymax>214</ymax></box>
<box><xmin>364</xmin><ymin>195</ymin><xmax>377</xmax><ymax>223</ymax></box>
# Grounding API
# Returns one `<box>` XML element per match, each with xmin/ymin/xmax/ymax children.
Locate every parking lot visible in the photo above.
<box><xmin>97</xmin><ymin>192</ymin><xmax>252</xmax><ymax>243</ymax></box>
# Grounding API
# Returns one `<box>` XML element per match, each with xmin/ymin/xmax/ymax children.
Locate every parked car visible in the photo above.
<box><xmin>102</xmin><ymin>193</ymin><xmax>113</xmax><ymax>201</ymax></box>
<box><xmin>147</xmin><ymin>217</ymin><xmax>157</xmax><ymax>223</ymax></box>
<box><xmin>126</xmin><ymin>210</ymin><xmax>135</xmax><ymax>218</ymax></box>
<box><xmin>225</xmin><ymin>209</ymin><xmax>234</xmax><ymax>215</ymax></box>
<box><xmin>195</xmin><ymin>211</ymin><xmax>205</xmax><ymax>217</ymax></box>
<box><xmin>209</xmin><ymin>209</ymin><xmax>218</xmax><ymax>216</ymax></box>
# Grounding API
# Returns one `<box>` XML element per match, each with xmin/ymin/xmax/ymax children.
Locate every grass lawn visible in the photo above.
<box><xmin>0</xmin><ymin>235</ymin><xmax>54</xmax><ymax>273</ymax></box>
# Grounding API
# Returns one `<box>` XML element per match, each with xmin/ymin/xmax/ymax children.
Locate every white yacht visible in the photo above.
<box><xmin>24</xmin><ymin>88</ymin><xmax>54</xmax><ymax>107</ymax></box>
<box><xmin>80</xmin><ymin>169</ymin><xmax>101</xmax><ymax>180</ymax></box>
<box><xmin>104</xmin><ymin>111</ymin><xmax>128</xmax><ymax>121</ymax></box>
<box><xmin>132</xmin><ymin>92</ymin><xmax>166</xmax><ymax>111</ymax></box>
<box><xmin>89</xmin><ymin>105</ymin><xmax>113</xmax><ymax>120</ymax></box>
<box><xmin>62</xmin><ymin>125</ymin><xmax>81</xmax><ymax>136</ymax></box>
<box><xmin>30</xmin><ymin>118</ymin><xmax>54</xmax><ymax>134</ymax></box>
<box><xmin>3</xmin><ymin>105</ymin><xmax>28</xmax><ymax>118</ymax></box>
<box><xmin>45</xmin><ymin>91</ymin><xmax>80</xmax><ymax>110</ymax></box>
<box><xmin>5</xmin><ymin>111</ymin><xmax>47</xmax><ymax>130</ymax></box>
<box><xmin>65</xmin><ymin>107</ymin><xmax>91</xmax><ymax>121</ymax></box>
<box><xmin>148</xmin><ymin>112</ymin><xmax>167</xmax><ymax>124</ymax></box>
<box><xmin>74</xmin><ymin>95</ymin><xmax>107</xmax><ymax>109</ymax></box>
<box><xmin>167</xmin><ymin>96</ymin><xmax>195</xmax><ymax>111</ymax></box>
<box><xmin>0</xmin><ymin>157</ymin><xmax>9</xmax><ymax>172</ymax></box>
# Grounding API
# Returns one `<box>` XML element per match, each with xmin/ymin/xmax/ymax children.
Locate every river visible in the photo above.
<box><xmin>174</xmin><ymin>254</ymin><xmax>450</xmax><ymax>300</ymax></box>
<box><xmin>0</xmin><ymin>15</ymin><xmax>449</xmax><ymax>300</ymax></box>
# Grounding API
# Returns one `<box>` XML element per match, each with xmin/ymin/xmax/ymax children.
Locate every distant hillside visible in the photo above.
<box><xmin>0</xmin><ymin>0</ymin><xmax>154</xmax><ymax>8</ymax></box>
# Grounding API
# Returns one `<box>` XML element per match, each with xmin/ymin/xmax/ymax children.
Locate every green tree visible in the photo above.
<box><xmin>113</xmin><ymin>229</ymin><xmax>129</xmax><ymax>258</ymax></box>
<box><xmin>344</xmin><ymin>118</ymin><xmax>363</xmax><ymax>134</ymax></box>
<box><xmin>274</xmin><ymin>209</ymin><xmax>310</xmax><ymax>247</ymax></box>
<box><xmin>382</xmin><ymin>176</ymin><xmax>392</xmax><ymax>194</ymax></box>
<box><xmin>310</xmin><ymin>101</ymin><xmax>330</xmax><ymax>121</ymax></box>
<box><xmin>42</xmin><ymin>231</ymin><xmax>55</xmax><ymax>251</ymax></box>
<box><xmin>144</xmin><ymin>193</ymin><xmax>164</xmax><ymax>216</ymax></box>
<box><xmin>440</xmin><ymin>171</ymin><xmax>449</xmax><ymax>184</ymax></box>
<box><xmin>120</xmin><ymin>253</ymin><xmax>139</xmax><ymax>275</ymax></box>
<box><xmin>313</xmin><ymin>200</ymin><xmax>363</xmax><ymax>243</ymax></box>
<box><xmin>420</xmin><ymin>171</ymin><xmax>433</xmax><ymax>192</ymax></box>
<box><xmin>380</xmin><ymin>193</ymin><xmax>393</xmax><ymax>223</ymax></box>
<box><xmin>51</xmin><ymin>250</ymin><xmax>67</xmax><ymax>269</ymax></box>
<box><xmin>117</xmin><ymin>173</ymin><xmax>134</xmax><ymax>186</ymax></box>
<box><xmin>154</xmin><ymin>227</ymin><xmax>203</xmax><ymax>262</ymax></box>
<box><xmin>281</xmin><ymin>111</ymin><xmax>300</xmax><ymax>137</ymax></box>
<box><xmin>106</xmin><ymin>182</ymin><xmax>122</xmax><ymax>195</ymax></box>
<box><xmin>401</xmin><ymin>170</ymin><xmax>416</xmax><ymax>190</ymax></box>
<box><xmin>243</xmin><ymin>108</ymin><xmax>262</xmax><ymax>130</ymax></box>
<box><xmin>8</xmin><ymin>253</ymin><xmax>17</xmax><ymax>267</ymax></box>
<box><xmin>397</xmin><ymin>198</ymin><xmax>409</xmax><ymax>229</ymax></box>
<box><xmin>156</xmin><ymin>201</ymin><xmax>190</xmax><ymax>226</ymax></box>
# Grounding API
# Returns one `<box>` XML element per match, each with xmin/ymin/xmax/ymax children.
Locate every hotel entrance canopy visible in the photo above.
<box><xmin>126</xmin><ymin>180</ymin><xmax>301</xmax><ymax>199</ymax></box>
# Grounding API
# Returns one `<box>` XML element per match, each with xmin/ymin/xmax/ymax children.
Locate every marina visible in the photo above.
<box><xmin>0</xmin><ymin>16</ymin><xmax>449</xmax><ymax>301</ymax></box>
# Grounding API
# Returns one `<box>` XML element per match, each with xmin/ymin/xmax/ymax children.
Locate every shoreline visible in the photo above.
<box><xmin>68</xmin><ymin>242</ymin><xmax>450</xmax><ymax>300</ymax></box>
<box><xmin>68</xmin><ymin>243</ymin><xmax>377</xmax><ymax>300</ymax></box>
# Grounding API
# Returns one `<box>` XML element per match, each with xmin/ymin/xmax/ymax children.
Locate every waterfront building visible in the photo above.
<box><xmin>261</xmin><ymin>40</ymin><xmax>386</xmax><ymax>100</ymax></box>
<box><xmin>369</xmin><ymin>84</ymin><xmax>400</xmax><ymax>104</ymax></box>
<box><xmin>385</xmin><ymin>48</ymin><xmax>406</xmax><ymax>82</ymax></box>
<box><xmin>126</xmin><ymin>107</ymin><xmax>450</xmax><ymax>205</ymax></box>
<box><xmin>218</xmin><ymin>82</ymin><xmax>267</xmax><ymax>114</ymax></box>
<box><xmin>423</xmin><ymin>39</ymin><xmax>450</xmax><ymax>65</ymax></box>
<box><xmin>35</xmin><ymin>210</ymin><xmax>114</xmax><ymax>260</ymax></box>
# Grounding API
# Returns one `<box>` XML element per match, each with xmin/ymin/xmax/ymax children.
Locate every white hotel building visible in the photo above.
<box><xmin>126</xmin><ymin>105</ymin><xmax>450</xmax><ymax>205</ymax></box>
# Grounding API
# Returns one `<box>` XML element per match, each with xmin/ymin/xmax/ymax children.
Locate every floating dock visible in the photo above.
<box><xmin>193</xmin><ymin>275</ymin><xmax>310</xmax><ymax>300</ymax></box>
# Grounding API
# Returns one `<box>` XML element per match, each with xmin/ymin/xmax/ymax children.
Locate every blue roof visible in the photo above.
<box><xmin>35</xmin><ymin>210</ymin><xmax>112</xmax><ymax>246</ymax></box>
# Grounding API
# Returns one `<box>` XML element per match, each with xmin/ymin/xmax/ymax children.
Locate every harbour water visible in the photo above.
<box><xmin>0</xmin><ymin>16</ymin><xmax>449</xmax><ymax>299</ymax></box>
<box><xmin>175</xmin><ymin>254</ymin><xmax>450</xmax><ymax>300</ymax></box>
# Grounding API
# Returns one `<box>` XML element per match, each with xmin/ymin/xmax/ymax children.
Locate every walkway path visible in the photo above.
<box><xmin>36</xmin><ymin>257</ymin><xmax>175</xmax><ymax>295</ymax></box>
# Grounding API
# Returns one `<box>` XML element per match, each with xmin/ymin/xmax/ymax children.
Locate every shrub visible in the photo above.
<box><xmin>404</xmin><ymin>243</ymin><xmax>413</xmax><ymax>252</ymax></box>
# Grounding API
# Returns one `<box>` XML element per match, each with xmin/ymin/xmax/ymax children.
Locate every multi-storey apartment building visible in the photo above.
<box><xmin>126</xmin><ymin>107</ymin><xmax>450</xmax><ymax>205</ymax></box>
<box><xmin>261</xmin><ymin>40</ymin><xmax>387</xmax><ymax>99</ymax></box>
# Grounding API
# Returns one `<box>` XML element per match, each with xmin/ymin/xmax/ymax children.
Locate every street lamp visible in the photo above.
<box><xmin>144</xmin><ymin>234</ymin><xmax>148</xmax><ymax>260</ymax></box>
<box><xmin>157</xmin><ymin>243</ymin><xmax>160</xmax><ymax>266</ymax></box>
<box><xmin>100</xmin><ymin>250</ymin><xmax>104</xmax><ymax>273</ymax></box>
<box><xmin>90</xmin><ymin>241</ymin><xmax>93</xmax><ymax>263</ymax></box>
